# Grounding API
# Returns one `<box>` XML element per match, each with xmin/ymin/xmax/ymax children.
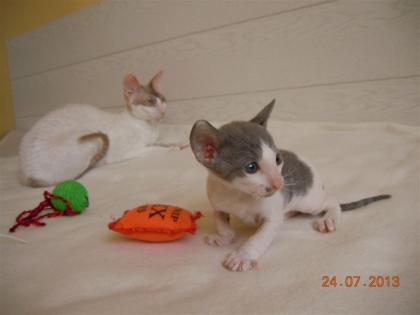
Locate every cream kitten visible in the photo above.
<box><xmin>190</xmin><ymin>100</ymin><xmax>390</xmax><ymax>272</ymax></box>
<box><xmin>20</xmin><ymin>71</ymin><xmax>185</xmax><ymax>187</ymax></box>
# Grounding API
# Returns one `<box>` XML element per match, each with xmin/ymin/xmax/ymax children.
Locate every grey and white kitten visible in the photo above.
<box><xmin>190</xmin><ymin>100</ymin><xmax>390</xmax><ymax>272</ymax></box>
<box><xmin>20</xmin><ymin>71</ymin><xmax>186</xmax><ymax>187</ymax></box>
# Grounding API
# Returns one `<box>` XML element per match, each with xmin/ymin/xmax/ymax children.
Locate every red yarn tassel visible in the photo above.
<box><xmin>9</xmin><ymin>191</ymin><xmax>79</xmax><ymax>233</ymax></box>
<box><xmin>191</xmin><ymin>212</ymin><xmax>203</xmax><ymax>222</ymax></box>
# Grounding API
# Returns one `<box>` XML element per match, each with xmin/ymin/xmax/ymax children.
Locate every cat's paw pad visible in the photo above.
<box><xmin>313</xmin><ymin>217</ymin><xmax>336</xmax><ymax>233</ymax></box>
<box><xmin>204</xmin><ymin>234</ymin><xmax>234</xmax><ymax>246</ymax></box>
<box><xmin>223</xmin><ymin>251</ymin><xmax>258</xmax><ymax>272</ymax></box>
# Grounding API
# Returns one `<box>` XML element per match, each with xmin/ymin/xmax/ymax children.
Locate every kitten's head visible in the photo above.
<box><xmin>190</xmin><ymin>99</ymin><xmax>284</xmax><ymax>198</ymax></box>
<box><xmin>123</xmin><ymin>71</ymin><xmax>167</xmax><ymax>122</ymax></box>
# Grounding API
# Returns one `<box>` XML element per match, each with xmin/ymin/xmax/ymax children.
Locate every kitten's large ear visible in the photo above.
<box><xmin>250</xmin><ymin>99</ymin><xmax>276</xmax><ymax>128</ymax></box>
<box><xmin>123</xmin><ymin>74</ymin><xmax>143</xmax><ymax>104</ymax></box>
<box><xmin>190</xmin><ymin>120</ymin><xmax>220</xmax><ymax>167</ymax></box>
<box><xmin>149</xmin><ymin>70</ymin><xmax>163</xmax><ymax>93</ymax></box>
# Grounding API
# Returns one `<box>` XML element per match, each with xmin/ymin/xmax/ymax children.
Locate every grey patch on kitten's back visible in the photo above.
<box><xmin>279</xmin><ymin>150</ymin><xmax>313</xmax><ymax>204</ymax></box>
<box><xmin>211</xmin><ymin>121</ymin><xmax>276</xmax><ymax>181</ymax></box>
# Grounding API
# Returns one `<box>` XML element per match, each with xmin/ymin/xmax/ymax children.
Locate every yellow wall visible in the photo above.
<box><xmin>0</xmin><ymin>0</ymin><xmax>99</xmax><ymax>137</ymax></box>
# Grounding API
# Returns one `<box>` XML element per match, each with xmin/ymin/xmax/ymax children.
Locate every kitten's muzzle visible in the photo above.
<box><xmin>263</xmin><ymin>187</ymin><xmax>281</xmax><ymax>197</ymax></box>
<box><xmin>263</xmin><ymin>176</ymin><xmax>284</xmax><ymax>196</ymax></box>
<box><xmin>270</xmin><ymin>176</ymin><xmax>283</xmax><ymax>190</ymax></box>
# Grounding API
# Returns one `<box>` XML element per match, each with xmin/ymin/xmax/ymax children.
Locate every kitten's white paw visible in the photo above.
<box><xmin>313</xmin><ymin>217</ymin><xmax>336</xmax><ymax>233</ymax></box>
<box><xmin>204</xmin><ymin>234</ymin><xmax>234</xmax><ymax>246</ymax></box>
<box><xmin>223</xmin><ymin>251</ymin><xmax>258</xmax><ymax>272</ymax></box>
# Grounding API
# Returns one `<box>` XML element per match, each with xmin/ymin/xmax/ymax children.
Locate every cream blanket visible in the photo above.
<box><xmin>1</xmin><ymin>121</ymin><xmax>419</xmax><ymax>314</ymax></box>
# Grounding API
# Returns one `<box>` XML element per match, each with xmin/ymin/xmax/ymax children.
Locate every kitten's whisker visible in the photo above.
<box><xmin>281</xmin><ymin>187</ymin><xmax>294</xmax><ymax>193</ymax></box>
<box><xmin>0</xmin><ymin>234</ymin><xmax>28</xmax><ymax>243</ymax></box>
<box><xmin>283</xmin><ymin>181</ymin><xmax>304</xmax><ymax>186</ymax></box>
<box><xmin>283</xmin><ymin>168</ymin><xmax>299</xmax><ymax>176</ymax></box>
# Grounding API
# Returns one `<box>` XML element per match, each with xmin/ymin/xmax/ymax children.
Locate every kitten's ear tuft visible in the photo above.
<box><xmin>250</xmin><ymin>99</ymin><xmax>276</xmax><ymax>128</ymax></box>
<box><xmin>190</xmin><ymin>120</ymin><xmax>219</xmax><ymax>166</ymax></box>
<box><xmin>149</xmin><ymin>70</ymin><xmax>163</xmax><ymax>93</ymax></box>
<box><xmin>123</xmin><ymin>74</ymin><xmax>142</xmax><ymax>103</ymax></box>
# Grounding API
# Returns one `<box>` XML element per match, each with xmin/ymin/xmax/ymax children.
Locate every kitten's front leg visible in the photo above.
<box><xmin>224</xmin><ymin>218</ymin><xmax>280</xmax><ymax>272</ymax></box>
<box><xmin>205</xmin><ymin>211</ymin><xmax>235</xmax><ymax>246</ymax></box>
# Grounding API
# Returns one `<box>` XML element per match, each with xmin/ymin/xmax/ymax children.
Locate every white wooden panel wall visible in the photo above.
<box><xmin>7</xmin><ymin>0</ymin><xmax>324</xmax><ymax>79</ymax></box>
<box><xmin>7</xmin><ymin>0</ymin><xmax>420</xmax><ymax>129</ymax></box>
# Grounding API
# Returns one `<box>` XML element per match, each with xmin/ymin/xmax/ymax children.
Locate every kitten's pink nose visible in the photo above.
<box><xmin>270</xmin><ymin>176</ymin><xmax>283</xmax><ymax>190</ymax></box>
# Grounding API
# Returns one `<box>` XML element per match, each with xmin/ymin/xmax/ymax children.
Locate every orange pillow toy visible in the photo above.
<box><xmin>108</xmin><ymin>204</ymin><xmax>202</xmax><ymax>242</ymax></box>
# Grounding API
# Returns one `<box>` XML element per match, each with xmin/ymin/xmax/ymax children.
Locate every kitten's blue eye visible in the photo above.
<box><xmin>245</xmin><ymin>162</ymin><xmax>259</xmax><ymax>174</ymax></box>
<box><xmin>276</xmin><ymin>153</ymin><xmax>282</xmax><ymax>165</ymax></box>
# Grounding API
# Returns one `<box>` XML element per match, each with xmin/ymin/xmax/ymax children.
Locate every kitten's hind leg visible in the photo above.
<box><xmin>312</xmin><ymin>200</ymin><xmax>341</xmax><ymax>233</ymax></box>
<box><xmin>205</xmin><ymin>211</ymin><xmax>235</xmax><ymax>246</ymax></box>
<box><xmin>20</xmin><ymin>131</ymin><xmax>104</xmax><ymax>187</ymax></box>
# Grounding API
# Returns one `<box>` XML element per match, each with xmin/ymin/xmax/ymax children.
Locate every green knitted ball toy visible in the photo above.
<box><xmin>50</xmin><ymin>180</ymin><xmax>89</xmax><ymax>213</ymax></box>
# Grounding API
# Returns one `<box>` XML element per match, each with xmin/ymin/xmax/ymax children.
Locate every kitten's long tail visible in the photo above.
<box><xmin>340</xmin><ymin>194</ymin><xmax>391</xmax><ymax>211</ymax></box>
<box><xmin>78</xmin><ymin>132</ymin><xmax>109</xmax><ymax>173</ymax></box>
